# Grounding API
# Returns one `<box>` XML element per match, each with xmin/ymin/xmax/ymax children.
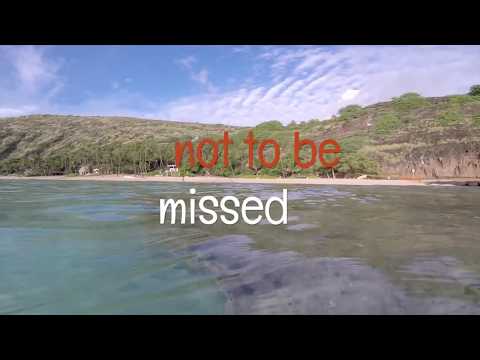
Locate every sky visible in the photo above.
<box><xmin>1</xmin><ymin>45</ymin><xmax>480</xmax><ymax>126</ymax></box>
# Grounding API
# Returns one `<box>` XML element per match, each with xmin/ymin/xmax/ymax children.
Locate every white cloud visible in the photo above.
<box><xmin>232</xmin><ymin>46</ymin><xmax>251</xmax><ymax>54</ymax></box>
<box><xmin>191</xmin><ymin>68</ymin><xmax>208</xmax><ymax>85</ymax></box>
<box><xmin>1</xmin><ymin>45</ymin><xmax>62</xmax><ymax>94</ymax></box>
<box><xmin>191</xmin><ymin>68</ymin><xmax>216</xmax><ymax>92</ymax></box>
<box><xmin>0</xmin><ymin>106</ymin><xmax>38</xmax><ymax>117</ymax></box>
<box><xmin>341</xmin><ymin>89</ymin><xmax>360</xmax><ymax>101</ymax></box>
<box><xmin>111</xmin><ymin>77</ymin><xmax>132</xmax><ymax>90</ymax></box>
<box><xmin>241</xmin><ymin>87</ymin><xmax>265</xmax><ymax>107</ymax></box>
<box><xmin>0</xmin><ymin>46</ymin><xmax>63</xmax><ymax>116</ymax></box>
<box><xmin>176</xmin><ymin>56</ymin><xmax>216</xmax><ymax>92</ymax></box>
<box><xmin>2</xmin><ymin>45</ymin><xmax>480</xmax><ymax>126</ymax></box>
<box><xmin>176</xmin><ymin>55</ymin><xmax>196</xmax><ymax>70</ymax></box>
<box><xmin>157</xmin><ymin>45</ymin><xmax>480</xmax><ymax>125</ymax></box>
<box><xmin>54</xmin><ymin>89</ymin><xmax>158</xmax><ymax>119</ymax></box>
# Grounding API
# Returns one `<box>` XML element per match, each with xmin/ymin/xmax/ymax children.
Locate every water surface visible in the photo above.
<box><xmin>1</xmin><ymin>179</ymin><xmax>480</xmax><ymax>314</ymax></box>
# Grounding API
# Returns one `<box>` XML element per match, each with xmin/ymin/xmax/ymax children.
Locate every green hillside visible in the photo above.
<box><xmin>1</xmin><ymin>90</ymin><xmax>480</xmax><ymax>179</ymax></box>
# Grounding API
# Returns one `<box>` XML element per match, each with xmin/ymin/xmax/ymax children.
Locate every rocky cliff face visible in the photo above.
<box><xmin>323</xmin><ymin>95</ymin><xmax>480</xmax><ymax>179</ymax></box>
<box><xmin>384</xmin><ymin>142</ymin><xmax>480</xmax><ymax>178</ymax></box>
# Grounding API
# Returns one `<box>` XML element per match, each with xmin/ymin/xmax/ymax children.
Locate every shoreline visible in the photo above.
<box><xmin>1</xmin><ymin>175</ymin><xmax>478</xmax><ymax>186</ymax></box>
<box><xmin>0</xmin><ymin>174</ymin><xmax>428</xmax><ymax>186</ymax></box>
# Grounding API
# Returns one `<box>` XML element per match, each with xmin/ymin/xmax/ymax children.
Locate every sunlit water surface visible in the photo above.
<box><xmin>1</xmin><ymin>179</ymin><xmax>480</xmax><ymax>314</ymax></box>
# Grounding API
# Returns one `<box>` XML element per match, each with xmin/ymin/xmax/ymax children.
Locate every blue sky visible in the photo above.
<box><xmin>1</xmin><ymin>45</ymin><xmax>480</xmax><ymax>126</ymax></box>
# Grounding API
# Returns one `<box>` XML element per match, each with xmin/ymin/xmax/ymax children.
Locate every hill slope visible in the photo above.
<box><xmin>0</xmin><ymin>115</ymin><xmax>238</xmax><ymax>175</ymax></box>
<box><xmin>1</xmin><ymin>92</ymin><xmax>480</xmax><ymax>178</ymax></box>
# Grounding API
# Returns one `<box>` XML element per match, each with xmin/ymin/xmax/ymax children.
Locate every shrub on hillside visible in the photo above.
<box><xmin>392</xmin><ymin>92</ymin><xmax>428</xmax><ymax>112</ymax></box>
<box><xmin>471</xmin><ymin>114</ymin><xmax>480</xmax><ymax>127</ymax></box>
<box><xmin>375</xmin><ymin>112</ymin><xmax>402</xmax><ymax>135</ymax></box>
<box><xmin>339</xmin><ymin>135</ymin><xmax>369</xmax><ymax>153</ymax></box>
<box><xmin>469</xmin><ymin>85</ymin><xmax>480</xmax><ymax>96</ymax></box>
<box><xmin>336</xmin><ymin>153</ymin><xmax>379</xmax><ymax>177</ymax></box>
<box><xmin>437</xmin><ymin>111</ymin><xmax>463</xmax><ymax>126</ymax></box>
<box><xmin>255</xmin><ymin>120</ymin><xmax>284</xmax><ymax>131</ymax></box>
<box><xmin>448</xmin><ymin>95</ymin><xmax>480</xmax><ymax>106</ymax></box>
<box><xmin>337</xmin><ymin>105</ymin><xmax>365</xmax><ymax>121</ymax></box>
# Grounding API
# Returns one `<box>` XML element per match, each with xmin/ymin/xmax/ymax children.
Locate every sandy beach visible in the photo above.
<box><xmin>0</xmin><ymin>174</ymin><xmax>429</xmax><ymax>186</ymax></box>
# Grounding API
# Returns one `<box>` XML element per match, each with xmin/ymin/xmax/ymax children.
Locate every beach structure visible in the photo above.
<box><xmin>167</xmin><ymin>164</ymin><xmax>178</xmax><ymax>175</ymax></box>
<box><xmin>78</xmin><ymin>166</ymin><xmax>89</xmax><ymax>176</ymax></box>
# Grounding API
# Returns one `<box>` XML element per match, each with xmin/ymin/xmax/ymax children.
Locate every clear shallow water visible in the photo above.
<box><xmin>1</xmin><ymin>179</ymin><xmax>480</xmax><ymax>314</ymax></box>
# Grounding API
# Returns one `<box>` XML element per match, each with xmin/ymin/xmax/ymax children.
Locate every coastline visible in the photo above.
<box><xmin>0</xmin><ymin>174</ymin><xmax>427</xmax><ymax>186</ymax></box>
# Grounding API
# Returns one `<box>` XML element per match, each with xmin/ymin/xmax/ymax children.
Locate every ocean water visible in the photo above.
<box><xmin>1</xmin><ymin>179</ymin><xmax>480</xmax><ymax>314</ymax></box>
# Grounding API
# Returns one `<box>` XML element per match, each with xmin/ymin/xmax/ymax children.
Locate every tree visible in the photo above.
<box><xmin>469</xmin><ymin>85</ymin><xmax>480</xmax><ymax>96</ymax></box>
<box><xmin>392</xmin><ymin>92</ymin><xmax>427</xmax><ymax>112</ymax></box>
<box><xmin>287</xmin><ymin>120</ymin><xmax>297</xmax><ymax>128</ymax></box>
<box><xmin>255</xmin><ymin>120</ymin><xmax>284</xmax><ymax>131</ymax></box>
<box><xmin>337</xmin><ymin>105</ymin><xmax>365</xmax><ymax>121</ymax></box>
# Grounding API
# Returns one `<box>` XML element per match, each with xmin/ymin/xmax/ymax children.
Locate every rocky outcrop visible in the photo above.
<box><xmin>383</xmin><ymin>142</ymin><xmax>480</xmax><ymax>178</ymax></box>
